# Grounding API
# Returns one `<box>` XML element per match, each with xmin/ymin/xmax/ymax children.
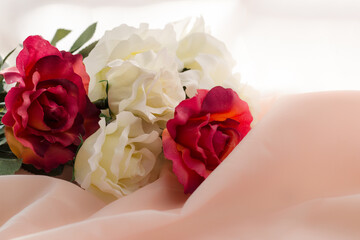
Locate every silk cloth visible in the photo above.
<box><xmin>1</xmin><ymin>91</ymin><xmax>360</xmax><ymax>239</ymax></box>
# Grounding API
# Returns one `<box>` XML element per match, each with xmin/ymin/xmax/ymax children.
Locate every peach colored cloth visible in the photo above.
<box><xmin>2</xmin><ymin>91</ymin><xmax>360</xmax><ymax>239</ymax></box>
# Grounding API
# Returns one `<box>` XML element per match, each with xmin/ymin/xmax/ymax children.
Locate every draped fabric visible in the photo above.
<box><xmin>2</xmin><ymin>91</ymin><xmax>360</xmax><ymax>239</ymax></box>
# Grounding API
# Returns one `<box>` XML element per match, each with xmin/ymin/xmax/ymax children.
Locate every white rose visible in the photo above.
<box><xmin>106</xmin><ymin>50</ymin><xmax>185</xmax><ymax>125</ymax></box>
<box><xmin>74</xmin><ymin>111</ymin><xmax>162</xmax><ymax>202</ymax></box>
<box><xmin>85</xmin><ymin>23</ymin><xmax>185</xmax><ymax>125</ymax></box>
<box><xmin>175</xmin><ymin>18</ymin><xmax>237</xmax><ymax>97</ymax></box>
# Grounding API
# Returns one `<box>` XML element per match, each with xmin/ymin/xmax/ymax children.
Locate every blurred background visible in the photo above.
<box><xmin>1</xmin><ymin>0</ymin><xmax>360</xmax><ymax>93</ymax></box>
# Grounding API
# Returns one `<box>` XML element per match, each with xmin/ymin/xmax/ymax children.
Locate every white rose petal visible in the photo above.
<box><xmin>85</xmin><ymin>23</ymin><xmax>179</xmax><ymax>102</ymax></box>
<box><xmin>85</xmin><ymin>23</ymin><xmax>185</xmax><ymax>126</ymax></box>
<box><xmin>175</xmin><ymin>18</ymin><xmax>238</xmax><ymax>98</ymax></box>
<box><xmin>106</xmin><ymin>50</ymin><xmax>185</xmax><ymax>125</ymax></box>
<box><xmin>74</xmin><ymin>112</ymin><xmax>162</xmax><ymax>202</ymax></box>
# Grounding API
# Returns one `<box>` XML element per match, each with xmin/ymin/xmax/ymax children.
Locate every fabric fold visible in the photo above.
<box><xmin>2</xmin><ymin>91</ymin><xmax>360</xmax><ymax>239</ymax></box>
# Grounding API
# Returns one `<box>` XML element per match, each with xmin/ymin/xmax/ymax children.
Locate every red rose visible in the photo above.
<box><xmin>0</xmin><ymin>36</ymin><xmax>100</xmax><ymax>172</ymax></box>
<box><xmin>162</xmin><ymin>86</ymin><xmax>253</xmax><ymax>193</ymax></box>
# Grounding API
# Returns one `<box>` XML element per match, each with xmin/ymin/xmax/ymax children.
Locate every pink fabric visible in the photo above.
<box><xmin>2</xmin><ymin>91</ymin><xmax>360</xmax><ymax>239</ymax></box>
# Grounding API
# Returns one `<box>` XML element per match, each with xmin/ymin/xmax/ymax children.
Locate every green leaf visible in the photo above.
<box><xmin>183</xmin><ymin>86</ymin><xmax>190</xmax><ymax>99</ymax></box>
<box><xmin>0</xmin><ymin>134</ymin><xmax>12</xmax><ymax>146</ymax></box>
<box><xmin>0</xmin><ymin>91</ymin><xmax>7</xmax><ymax>102</ymax></box>
<box><xmin>0</xmin><ymin>137</ymin><xmax>6</xmax><ymax>146</ymax></box>
<box><xmin>0</xmin><ymin>149</ymin><xmax>17</xmax><ymax>158</ymax></box>
<box><xmin>0</xmin><ymin>76</ymin><xmax>4</xmax><ymax>92</ymax></box>
<box><xmin>0</xmin><ymin>47</ymin><xmax>16</xmax><ymax>69</ymax></box>
<box><xmin>69</xmin><ymin>134</ymin><xmax>84</xmax><ymax>182</ymax></box>
<box><xmin>93</xmin><ymin>80</ymin><xmax>110</xmax><ymax>109</ymax></box>
<box><xmin>92</xmin><ymin>98</ymin><xmax>108</xmax><ymax>109</ymax></box>
<box><xmin>0</xmin><ymin>158</ymin><xmax>22</xmax><ymax>175</ymax></box>
<box><xmin>75</xmin><ymin>134</ymin><xmax>84</xmax><ymax>156</ymax></box>
<box><xmin>70</xmin><ymin>22</ymin><xmax>97</xmax><ymax>53</ymax></box>
<box><xmin>50</xmin><ymin>28</ymin><xmax>71</xmax><ymax>46</ymax></box>
<box><xmin>78</xmin><ymin>40</ymin><xmax>98</xmax><ymax>58</ymax></box>
<box><xmin>99</xmin><ymin>113</ymin><xmax>112</xmax><ymax>125</ymax></box>
<box><xmin>181</xmin><ymin>67</ymin><xmax>191</xmax><ymax>72</ymax></box>
<box><xmin>99</xmin><ymin>79</ymin><xmax>109</xmax><ymax>94</ymax></box>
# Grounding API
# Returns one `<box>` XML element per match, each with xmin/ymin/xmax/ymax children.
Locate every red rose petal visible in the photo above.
<box><xmin>27</xmin><ymin>99</ymin><xmax>50</xmax><ymax>131</ymax></box>
<box><xmin>37</xmin><ymin>80</ymin><xmax>79</xmax><ymax>131</ymax></box>
<box><xmin>175</xmin><ymin>117</ymin><xmax>208</xmax><ymax>160</ymax></box>
<box><xmin>2</xmin><ymin>87</ymin><xmax>24</xmax><ymax>126</ymax></box>
<box><xmin>201</xmin><ymin>86</ymin><xmax>235</xmax><ymax>114</ymax></box>
<box><xmin>61</xmin><ymin>51</ymin><xmax>90</xmax><ymax>94</ymax></box>
<box><xmin>82</xmin><ymin>98</ymin><xmax>101</xmax><ymax>139</ymax></box>
<box><xmin>34</xmin><ymin>56</ymin><xmax>87</xmax><ymax>112</ymax></box>
<box><xmin>16</xmin><ymin>36</ymin><xmax>61</xmax><ymax>77</ymax></box>
<box><xmin>197</xmin><ymin>124</ymin><xmax>228</xmax><ymax>169</ymax></box>
<box><xmin>0</xmin><ymin>67</ymin><xmax>23</xmax><ymax>85</ymax></box>
<box><xmin>26</xmin><ymin>113</ymin><xmax>83</xmax><ymax>147</ymax></box>
<box><xmin>198</xmin><ymin>124</ymin><xmax>217</xmax><ymax>155</ymax></box>
<box><xmin>24</xmin><ymin>143</ymin><xmax>75</xmax><ymax>172</ymax></box>
<box><xmin>16</xmin><ymin>90</ymin><xmax>33</xmax><ymax>128</ymax></box>
<box><xmin>167</xmin><ymin>89</ymin><xmax>209</xmax><ymax>139</ymax></box>
<box><xmin>13</xmin><ymin>131</ymin><xmax>50</xmax><ymax>158</ymax></box>
<box><xmin>162</xmin><ymin>129</ymin><xmax>204</xmax><ymax>194</ymax></box>
<box><xmin>201</xmin><ymin>87</ymin><xmax>253</xmax><ymax>124</ymax></box>
<box><xmin>46</xmin><ymin>85</ymin><xmax>68</xmax><ymax>100</ymax></box>
<box><xmin>180</xmin><ymin>146</ymin><xmax>210</xmax><ymax>179</ymax></box>
<box><xmin>212</xmin><ymin>129</ymin><xmax>230</xmax><ymax>157</ymax></box>
<box><xmin>218</xmin><ymin>128</ymin><xmax>241</xmax><ymax>161</ymax></box>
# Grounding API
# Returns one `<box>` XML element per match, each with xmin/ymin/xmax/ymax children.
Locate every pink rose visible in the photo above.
<box><xmin>0</xmin><ymin>36</ymin><xmax>100</xmax><ymax>172</ymax></box>
<box><xmin>162</xmin><ymin>86</ymin><xmax>253</xmax><ymax>193</ymax></box>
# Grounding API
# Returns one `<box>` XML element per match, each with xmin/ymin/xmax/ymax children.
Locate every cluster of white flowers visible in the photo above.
<box><xmin>74</xmin><ymin>18</ymin><xmax>255</xmax><ymax>201</ymax></box>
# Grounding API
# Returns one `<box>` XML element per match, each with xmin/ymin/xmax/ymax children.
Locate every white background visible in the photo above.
<box><xmin>1</xmin><ymin>0</ymin><xmax>360</xmax><ymax>93</ymax></box>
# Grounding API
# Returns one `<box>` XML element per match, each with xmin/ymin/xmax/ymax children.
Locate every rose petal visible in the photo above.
<box><xmin>30</xmin><ymin>143</ymin><xmax>75</xmax><ymax>172</ymax></box>
<box><xmin>180</xmin><ymin>146</ymin><xmax>210</xmax><ymax>179</ymax></box>
<box><xmin>197</xmin><ymin>124</ymin><xmax>226</xmax><ymax>169</ymax></box>
<box><xmin>34</xmin><ymin>55</ymin><xmax>87</xmax><ymax>112</ymax></box>
<box><xmin>167</xmin><ymin>89</ymin><xmax>208</xmax><ymax>139</ymax></box>
<box><xmin>198</xmin><ymin>124</ymin><xmax>217</xmax><ymax>155</ymax></box>
<box><xmin>82</xmin><ymin>98</ymin><xmax>101</xmax><ymax>139</ymax></box>
<box><xmin>27</xmin><ymin>99</ymin><xmax>50</xmax><ymax>131</ymax></box>
<box><xmin>37</xmin><ymin>79</ymin><xmax>80</xmax><ymax>131</ymax></box>
<box><xmin>201</xmin><ymin>86</ymin><xmax>253</xmax><ymax>124</ymax></box>
<box><xmin>162</xmin><ymin>129</ymin><xmax>204</xmax><ymax>194</ymax></box>
<box><xmin>218</xmin><ymin>128</ymin><xmax>241</xmax><ymax>161</ymax></box>
<box><xmin>2</xmin><ymin>87</ymin><xmax>25</xmax><ymax>126</ymax></box>
<box><xmin>17</xmin><ymin>90</ymin><xmax>33</xmax><ymax>128</ymax></box>
<box><xmin>16</xmin><ymin>35</ymin><xmax>62</xmax><ymax>77</ymax></box>
<box><xmin>0</xmin><ymin>67</ymin><xmax>23</xmax><ymax>85</ymax></box>
<box><xmin>61</xmin><ymin>51</ymin><xmax>90</xmax><ymax>94</ymax></box>
<box><xmin>201</xmin><ymin>86</ymin><xmax>235</xmax><ymax>113</ymax></box>
<box><xmin>175</xmin><ymin>117</ymin><xmax>208</xmax><ymax>160</ymax></box>
<box><xmin>212</xmin><ymin>128</ymin><xmax>230</xmax><ymax>157</ymax></box>
<box><xmin>12</xmin><ymin>129</ymin><xmax>50</xmax><ymax>158</ymax></box>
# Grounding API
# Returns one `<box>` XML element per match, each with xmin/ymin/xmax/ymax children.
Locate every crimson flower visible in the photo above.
<box><xmin>1</xmin><ymin>36</ymin><xmax>100</xmax><ymax>172</ymax></box>
<box><xmin>162</xmin><ymin>86</ymin><xmax>252</xmax><ymax>193</ymax></box>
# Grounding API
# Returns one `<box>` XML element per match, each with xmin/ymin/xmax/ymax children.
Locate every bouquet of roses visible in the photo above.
<box><xmin>0</xmin><ymin>18</ymin><xmax>256</xmax><ymax>202</ymax></box>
